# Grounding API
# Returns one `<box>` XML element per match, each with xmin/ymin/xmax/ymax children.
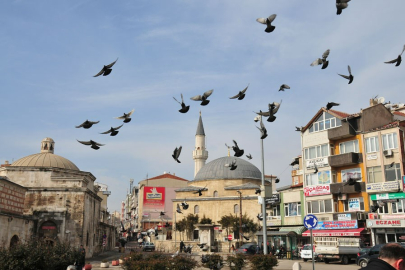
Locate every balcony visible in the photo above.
<box><xmin>266</xmin><ymin>216</ymin><xmax>281</xmax><ymax>226</ymax></box>
<box><xmin>328</xmin><ymin>122</ymin><xmax>357</xmax><ymax>140</ymax></box>
<box><xmin>330</xmin><ymin>182</ymin><xmax>365</xmax><ymax>194</ymax></box>
<box><xmin>328</xmin><ymin>152</ymin><xmax>362</xmax><ymax>167</ymax></box>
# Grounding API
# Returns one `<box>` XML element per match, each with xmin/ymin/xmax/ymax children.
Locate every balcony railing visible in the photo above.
<box><xmin>328</xmin><ymin>122</ymin><xmax>357</xmax><ymax>140</ymax></box>
<box><xmin>328</xmin><ymin>152</ymin><xmax>362</xmax><ymax>167</ymax></box>
<box><xmin>330</xmin><ymin>182</ymin><xmax>365</xmax><ymax>194</ymax></box>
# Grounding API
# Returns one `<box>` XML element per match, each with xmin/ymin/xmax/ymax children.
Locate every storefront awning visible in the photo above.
<box><xmin>279</xmin><ymin>226</ymin><xmax>306</xmax><ymax>235</ymax></box>
<box><xmin>256</xmin><ymin>230</ymin><xmax>297</xmax><ymax>237</ymax></box>
<box><xmin>302</xmin><ymin>228</ymin><xmax>364</xmax><ymax>237</ymax></box>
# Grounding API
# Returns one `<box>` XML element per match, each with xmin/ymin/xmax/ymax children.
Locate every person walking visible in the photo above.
<box><xmin>361</xmin><ymin>243</ymin><xmax>405</xmax><ymax>270</ymax></box>
<box><xmin>180</xmin><ymin>241</ymin><xmax>185</xmax><ymax>253</ymax></box>
<box><xmin>76</xmin><ymin>245</ymin><xmax>86</xmax><ymax>270</ymax></box>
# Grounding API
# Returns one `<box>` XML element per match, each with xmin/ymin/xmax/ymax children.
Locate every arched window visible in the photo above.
<box><xmin>234</xmin><ymin>204</ymin><xmax>239</xmax><ymax>214</ymax></box>
<box><xmin>194</xmin><ymin>205</ymin><xmax>199</xmax><ymax>214</ymax></box>
<box><xmin>10</xmin><ymin>235</ymin><xmax>19</xmax><ymax>248</ymax></box>
<box><xmin>213</xmin><ymin>191</ymin><xmax>218</xmax><ymax>197</ymax></box>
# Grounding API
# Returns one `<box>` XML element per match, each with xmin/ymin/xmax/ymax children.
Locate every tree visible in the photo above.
<box><xmin>185</xmin><ymin>214</ymin><xmax>199</xmax><ymax>240</ymax></box>
<box><xmin>175</xmin><ymin>219</ymin><xmax>187</xmax><ymax>241</ymax></box>
<box><xmin>218</xmin><ymin>214</ymin><xmax>237</xmax><ymax>237</ymax></box>
<box><xmin>200</xmin><ymin>215</ymin><xmax>212</xmax><ymax>225</ymax></box>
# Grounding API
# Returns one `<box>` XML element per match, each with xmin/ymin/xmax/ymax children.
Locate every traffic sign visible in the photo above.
<box><xmin>228</xmin><ymin>235</ymin><xmax>233</xmax><ymax>241</ymax></box>
<box><xmin>304</xmin><ymin>214</ymin><xmax>318</xmax><ymax>229</ymax></box>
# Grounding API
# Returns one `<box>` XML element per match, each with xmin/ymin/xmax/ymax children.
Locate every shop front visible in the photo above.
<box><xmin>367</xmin><ymin>219</ymin><xmax>405</xmax><ymax>245</ymax></box>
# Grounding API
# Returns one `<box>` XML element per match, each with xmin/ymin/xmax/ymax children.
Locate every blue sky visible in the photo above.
<box><xmin>1</xmin><ymin>0</ymin><xmax>404</xmax><ymax>212</ymax></box>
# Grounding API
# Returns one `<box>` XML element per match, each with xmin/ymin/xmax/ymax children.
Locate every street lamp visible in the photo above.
<box><xmin>236</xmin><ymin>190</ymin><xmax>242</xmax><ymax>247</ymax></box>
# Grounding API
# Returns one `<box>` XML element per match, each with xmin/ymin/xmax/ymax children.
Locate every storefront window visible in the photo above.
<box><xmin>392</xmin><ymin>199</ymin><xmax>405</xmax><ymax>213</ymax></box>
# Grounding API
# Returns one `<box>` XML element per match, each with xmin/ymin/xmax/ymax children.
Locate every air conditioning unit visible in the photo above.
<box><xmin>383</xmin><ymin>149</ymin><xmax>393</xmax><ymax>157</ymax></box>
<box><xmin>357</xmin><ymin>212</ymin><xmax>366</xmax><ymax>220</ymax></box>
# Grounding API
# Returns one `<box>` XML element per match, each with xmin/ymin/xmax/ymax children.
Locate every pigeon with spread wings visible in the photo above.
<box><xmin>176</xmin><ymin>204</ymin><xmax>183</xmax><ymax>214</ymax></box>
<box><xmin>326</xmin><ymin>102</ymin><xmax>340</xmax><ymax>110</ymax></box>
<box><xmin>100</xmin><ymin>124</ymin><xmax>123</xmax><ymax>136</ymax></box>
<box><xmin>256</xmin><ymin>115</ymin><xmax>268</xmax><ymax>139</ymax></box>
<box><xmin>77</xmin><ymin>140</ymin><xmax>105</xmax><ymax>150</ymax></box>
<box><xmin>173</xmin><ymin>94</ymin><xmax>190</xmax><ymax>113</ymax></box>
<box><xmin>338</xmin><ymin>65</ymin><xmax>354</xmax><ymax>84</ymax></box>
<box><xmin>310</xmin><ymin>49</ymin><xmax>330</xmax><ymax>69</ymax></box>
<box><xmin>226</xmin><ymin>140</ymin><xmax>244</xmax><ymax>157</ymax></box>
<box><xmin>255</xmin><ymin>101</ymin><xmax>281</xmax><ymax>122</ymax></box>
<box><xmin>246</xmin><ymin>154</ymin><xmax>252</xmax><ymax>160</ymax></box>
<box><xmin>385</xmin><ymin>45</ymin><xmax>405</xmax><ymax>67</ymax></box>
<box><xmin>225</xmin><ymin>159</ymin><xmax>237</xmax><ymax>170</ymax></box>
<box><xmin>336</xmin><ymin>0</ymin><xmax>351</xmax><ymax>15</ymax></box>
<box><xmin>229</xmin><ymin>84</ymin><xmax>249</xmax><ymax>100</ymax></box>
<box><xmin>75</xmin><ymin>120</ymin><xmax>100</xmax><ymax>129</ymax></box>
<box><xmin>115</xmin><ymin>109</ymin><xmax>135</xmax><ymax>123</ymax></box>
<box><xmin>190</xmin><ymin>90</ymin><xmax>214</xmax><ymax>106</ymax></box>
<box><xmin>93</xmin><ymin>58</ymin><xmax>118</xmax><ymax>77</ymax></box>
<box><xmin>279</xmin><ymin>84</ymin><xmax>290</xmax><ymax>91</ymax></box>
<box><xmin>172</xmin><ymin>146</ymin><xmax>182</xmax><ymax>163</ymax></box>
<box><xmin>193</xmin><ymin>185</ymin><xmax>208</xmax><ymax>196</ymax></box>
<box><xmin>256</xmin><ymin>14</ymin><xmax>277</xmax><ymax>33</ymax></box>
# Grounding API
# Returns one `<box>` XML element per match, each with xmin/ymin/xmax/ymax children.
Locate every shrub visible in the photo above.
<box><xmin>201</xmin><ymin>254</ymin><xmax>223</xmax><ymax>270</ymax></box>
<box><xmin>247</xmin><ymin>254</ymin><xmax>278</xmax><ymax>270</ymax></box>
<box><xmin>227</xmin><ymin>254</ymin><xmax>246</xmax><ymax>270</ymax></box>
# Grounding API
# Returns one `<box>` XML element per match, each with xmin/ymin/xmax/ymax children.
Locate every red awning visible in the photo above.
<box><xmin>302</xmin><ymin>228</ymin><xmax>364</xmax><ymax>237</ymax></box>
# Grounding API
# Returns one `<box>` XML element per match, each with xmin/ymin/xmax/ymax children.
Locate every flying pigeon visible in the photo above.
<box><xmin>241</xmin><ymin>233</ymin><xmax>250</xmax><ymax>241</ymax></box>
<box><xmin>77</xmin><ymin>140</ymin><xmax>105</xmax><ymax>150</ymax></box>
<box><xmin>384</xmin><ymin>45</ymin><xmax>405</xmax><ymax>66</ymax></box>
<box><xmin>343</xmin><ymin>177</ymin><xmax>360</xmax><ymax>186</ymax></box>
<box><xmin>120</xmin><ymin>221</ymin><xmax>127</xmax><ymax>233</ymax></box>
<box><xmin>190</xmin><ymin>89</ymin><xmax>214</xmax><ymax>106</ymax></box>
<box><xmin>370</xmin><ymin>204</ymin><xmax>379</xmax><ymax>213</ymax></box>
<box><xmin>160</xmin><ymin>211</ymin><xmax>166</xmax><ymax>216</ymax></box>
<box><xmin>255</xmin><ymin>101</ymin><xmax>282</xmax><ymax>122</ymax></box>
<box><xmin>255</xmin><ymin>115</ymin><xmax>268</xmax><ymax>140</ymax></box>
<box><xmin>310</xmin><ymin>49</ymin><xmax>330</xmax><ymax>69</ymax></box>
<box><xmin>172</xmin><ymin>146</ymin><xmax>182</xmax><ymax>163</ymax></box>
<box><xmin>313</xmin><ymin>163</ymin><xmax>318</xmax><ymax>174</ymax></box>
<box><xmin>256</xmin><ymin>14</ymin><xmax>277</xmax><ymax>33</ymax></box>
<box><xmin>275</xmin><ymin>178</ymin><xmax>280</xmax><ymax>183</ymax></box>
<box><xmin>173</xmin><ymin>94</ymin><xmax>190</xmax><ymax>113</ymax></box>
<box><xmin>172</xmin><ymin>251</ymin><xmax>179</xmax><ymax>258</ymax></box>
<box><xmin>257</xmin><ymin>213</ymin><xmax>263</xmax><ymax>221</ymax></box>
<box><xmin>193</xmin><ymin>185</ymin><xmax>207</xmax><ymax>196</ymax></box>
<box><xmin>279</xmin><ymin>84</ymin><xmax>290</xmax><ymax>91</ymax></box>
<box><xmin>225</xmin><ymin>159</ymin><xmax>237</xmax><ymax>170</ymax></box>
<box><xmin>226</xmin><ymin>140</ymin><xmax>244</xmax><ymax>157</ymax></box>
<box><xmin>229</xmin><ymin>84</ymin><xmax>249</xmax><ymax>100</ymax></box>
<box><xmin>100</xmin><ymin>124</ymin><xmax>123</xmax><ymax>136</ymax></box>
<box><xmin>181</xmin><ymin>201</ymin><xmax>189</xmax><ymax>210</ymax></box>
<box><xmin>255</xmin><ymin>189</ymin><xmax>261</xmax><ymax>195</ymax></box>
<box><xmin>93</xmin><ymin>58</ymin><xmax>118</xmax><ymax>77</ymax></box>
<box><xmin>246</xmin><ymin>154</ymin><xmax>252</xmax><ymax>160</ymax></box>
<box><xmin>115</xmin><ymin>109</ymin><xmax>135</xmax><ymax>123</ymax></box>
<box><xmin>197</xmin><ymin>243</ymin><xmax>207</xmax><ymax>249</ymax></box>
<box><xmin>336</xmin><ymin>0</ymin><xmax>351</xmax><ymax>15</ymax></box>
<box><xmin>176</xmin><ymin>204</ymin><xmax>183</xmax><ymax>214</ymax></box>
<box><xmin>326</xmin><ymin>102</ymin><xmax>340</xmax><ymax>110</ymax></box>
<box><xmin>290</xmin><ymin>158</ymin><xmax>299</xmax><ymax>166</ymax></box>
<box><xmin>295</xmin><ymin>126</ymin><xmax>302</xmax><ymax>131</ymax></box>
<box><xmin>75</xmin><ymin>120</ymin><xmax>100</xmax><ymax>129</ymax></box>
<box><xmin>389</xmin><ymin>162</ymin><xmax>395</xmax><ymax>168</ymax></box>
<box><xmin>338</xmin><ymin>65</ymin><xmax>354</xmax><ymax>84</ymax></box>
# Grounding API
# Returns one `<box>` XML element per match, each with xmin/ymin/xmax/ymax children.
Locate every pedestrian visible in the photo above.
<box><xmin>180</xmin><ymin>241</ymin><xmax>185</xmax><ymax>253</ymax></box>
<box><xmin>272</xmin><ymin>245</ymin><xmax>276</xmax><ymax>256</ymax></box>
<box><xmin>256</xmin><ymin>244</ymin><xmax>260</xmax><ymax>254</ymax></box>
<box><xmin>362</xmin><ymin>243</ymin><xmax>405</xmax><ymax>270</ymax></box>
<box><xmin>231</xmin><ymin>244</ymin><xmax>235</xmax><ymax>254</ymax></box>
<box><xmin>76</xmin><ymin>245</ymin><xmax>85</xmax><ymax>270</ymax></box>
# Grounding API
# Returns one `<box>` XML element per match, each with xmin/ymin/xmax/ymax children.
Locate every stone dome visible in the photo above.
<box><xmin>194</xmin><ymin>156</ymin><xmax>261</xmax><ymax>181</ymax></box>
<box><xmin>11</xmin><ymin>138</ymin><xmax>79</xmax><ymax>171</ymax></box>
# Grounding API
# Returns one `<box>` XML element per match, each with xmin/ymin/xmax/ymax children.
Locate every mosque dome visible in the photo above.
<box><xmin>193</xmin><ymin>156</ymin><xmax>261</xmax><ymax>181</ymax></box>
<box><xmin>11</xmin><ymin>138</ymin><xmax>79</xmax><ymax>171</ymax></box>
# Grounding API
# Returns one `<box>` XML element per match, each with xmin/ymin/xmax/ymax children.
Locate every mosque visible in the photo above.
<box><xmin>172</xmin><ymin>113</ymin><xmax>276</xmax><ymax>251</ymax></box>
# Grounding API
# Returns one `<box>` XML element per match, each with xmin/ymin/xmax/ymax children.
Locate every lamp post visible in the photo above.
<box><xmin>237</xmin><ymin>190</ymin><xmax>242</xmax><ymax>246</ymax></box>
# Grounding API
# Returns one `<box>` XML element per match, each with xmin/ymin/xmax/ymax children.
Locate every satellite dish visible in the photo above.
<box><xmin>398</xmin><ymin>103</ymin><xmax>405</xmax><ymax>108</ymax></box>
<box><xmin>378</xmin><ymin>97</ymin><xmax>385</xmax><ymax>104</ymax></box>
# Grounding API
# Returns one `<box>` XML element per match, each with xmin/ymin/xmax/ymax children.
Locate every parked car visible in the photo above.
<box><xmin>357</xmin><ymin>243</ymin><xmax>405</xmax><ymax>268</ymax></box>
<box><xmin>235</xmin><ymin>243</ymin><xmax>257</xmax><ymax>255</ymax></box>
<box><xmin>301</xmin><ymin>244</ymin><xmax>319</xmax><ymax>262</ymax></box>
<box><xmin>142</xmin><ymin>242</ymin><xmax>155</xmax><ymax>252</ymax></box>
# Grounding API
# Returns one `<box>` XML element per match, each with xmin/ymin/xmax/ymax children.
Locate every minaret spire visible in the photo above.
<box><xmin>193</xmin><ymin>112</ymin><xmax>208</xmax><ymax>177</ymax></box>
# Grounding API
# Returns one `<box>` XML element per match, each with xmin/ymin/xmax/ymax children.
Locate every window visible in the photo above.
<box><xmin>272</xmin><ymin>205</ymin><xmax>280</xmax><ymax>216</ymax></box>
<box><xmin>305</xmin><ymin>173</ymin><xmax>318</xmax><ymax>186</ymax></box>
<box><xmin>384</xmin><ymin>163</ymin><xmax>401</xmax><ymax>181</ymax></box>
<box><xmin>365</xmin><ymin>136</ymin><xmax>379</xmax><ymax>153</ymax></box>
<box><xmin>378</xmin><ymin>202</ymin><xmax>389</xmax><ymax>214</ymax></box>
<box><xmin>194</xmin><ymin>205</ymin><xmax>199</xmax><ymax>214</ymax></box>
<box><xmin>341</xmin><ymin>168</ymin><xmax>362</xmax><ymax>182</ymax></box>
<box><xmin>213</xmin><ymin>191</ymin><xmax>218</xmax><ymax>197</ymax></box>
<box><xmin>307</xmin><ymin>199</ymin><xmax>333</xmax><ymax>214</ymax></box>
<box><xmin>309</xmin><ymin>112</ymin><xmax>342</xmax><ymax>133</ymax></box>
<box><xmin>339</xmin><ymin>140</ymin><xmax>359</xmax><ymax>154</ymax></box>
<box><xmin>234</xmin><ymin>204</ymin><xmax>239</xmax><ymax>214</ymax></box>
<box><xmin>304</xmin><ymin>144</ymin><xmax>330</xmax><ymax>159</ymax></box>
<box><xmin>392</xmin><ymin>199</ymin><xmax>405</xmax><ymax>214</ymax></box>
<box><xmin>367</xmin><ymin>166</ymin><xmax>383</xmax><ymax>183</ymax></box>
<box><xmin>344</xmin><ymin>197</ymin><xmax>365</xmax><ymax>212</ymax></box>
<box><xmin>382</xmin><ymin>133</ymin><xmax>398</xmax><ymax>150</ymax></box>
<box><xmin>285</xmin><ymin>202</ymin><xmax>301</xmax><ymax>216</ymax></box>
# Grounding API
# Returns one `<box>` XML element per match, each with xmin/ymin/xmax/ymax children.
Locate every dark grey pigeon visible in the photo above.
<box><xmin>181</xmin><ymin>201</ymin><xmax>189</xmax><ymax>210</ymax></box>
<box><xmin>93</xmin><ymin>58</ymin><xmax>118</xmax><ymax>77</ymax></box>
<box><xmin>229</xmin><ymin>84</ymin><xmax>249</xmax><ymax>100</ymax></box>
<box><xmin>256</xmin><ymin>115</ymin><xmax>268</xmax><ymax>139</ymax></box>
<box><xmin>115</xmin><ymin>109</ymin><xmax>134</xmax><ymax>123</ymax></box>
<box><xmin>313</xmin><ymin>163</ymin><xmax>318</xmax><ymax>174</ymax></box>
<box><xmin>190</xmin><ymin>89</ymin><xmax>214</xmax><ymax>106</ymax></box>
<box><xmin>255</xmin><ymin>100</ymin><xmax>282</xmax><ymax>122</ymax></box>
<box><xmin>310</xmin><ymin>49</ymin><xmax>330</xmax><ymax>69</ymax></box>
<box><xmin>326</xmin><ymin>102</ymin><xmax>340</xmax><ymax>110</ymax></box>
<box><xmin>255</xmin><ymin>189</ymin><xmax>261</xmax><ymax>195</ymax></box>
<box><xmin>257</xmin><ymin>213</ymin><xmax>263</xmax><ymax>221</ymax></box>
<box><xmin>173</xmin><ymin>94</ymin><xmax>190</xmax><ymax>113</ymax></box>
<box><xmin>275</xmin><ymin>178</ymin><xmax>280</xmax><ymax>183</ymax></box>
<box><xmin>246</xmin><ymin>154</ymin><xmax>252</xmax><ymax>160</ymax></box>
<box><xmin>160</xmin><ymin>211</ymin><xmax>166</xmax><ymax>216</ymax></box>
<box><xmin>172</xmin><ymin>146</ymin><xmax>182</xmax><ymax>163</ymax></box>
<box><xmin>176</xmin><ymin>204</ymin><xmax>182</xmax><ymax>214</ymax></box>
<box><xmin>338</xmin><ymin>65</ymin><xmax>354</xmax><ymax>84</ymax></box>
<box><xmin>385</xmin><ymin>45</ymin><xmax>405</xmax><ymax>67</ymax></box>
<box><xmin>193</xmin><ymin>185</ymin><xmax>207</xmax><ymax>196</ymax></box>
<box><xmin>295</xmin><ymin>126</ymin><xmax>302</xmax><ymax>131</ymax></box>
<box><xmin>225</xmin><ymin>159</ymin><xmax>237</xmax><ymax>170</ymax></box>
<box><xmin>100</xmin><ymin>124</ymin><xmax>123</xmax><ymax>136</ymax></box>
<box><xmin>241</xmin><ymin>233</ymin><xmax>250</xmax><ymax>241</ymax></box>
<box><xmin>228</xmin><ymin>140</ymin><xmax>244</xmax><ymax>157</ymax></box>
<box><xmin>336</xmin><ymin>0</ymin><xmax>351</xmax><ymax>15</ymax></box>
<box><xmin>389</xmin><ymin>162</ymin><xmax>395</xmax><ymax>168</ymax></box>
<box><xmin>77</xmin><ymin>139</ymin><xmax>105</xmax><ymax>150</ymax></box>
<box><xmin>75</xmin><ymin>120</ymin><xmax>100</xmax><ymax>129</ymax></box>
<box><xmin>279</xmin><ymin>84</ymin><xmax>290</xmax><ymax>91</ymax></box>
<box><xmin>256</xmin><ymin>14</ymin><xmax>277</xmax><ymax>33</ymax></box>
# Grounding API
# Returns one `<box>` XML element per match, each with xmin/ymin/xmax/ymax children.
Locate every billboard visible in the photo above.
<box><xmin>143</xmin><ymin>186</ymin><xmax>165</xmax><ymax>211</ymax></box>
<box><xmin>314</xmin><ymin>220</ymin><xmax>358</xmax><ymax>230</ymax></box>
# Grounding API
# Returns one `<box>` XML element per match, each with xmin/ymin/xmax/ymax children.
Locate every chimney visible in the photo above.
<box><xmin>173</xmin><ymin>173</ymin><xmax>176</xmax><ymax>176</ymax></box>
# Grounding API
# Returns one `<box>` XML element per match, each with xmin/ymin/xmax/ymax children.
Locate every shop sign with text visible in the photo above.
<box><xmin>367</xmin><ymin>219</ymin><xmax>405</xmax><ymax>228</ymax></box>
<box><xmin>306</xmin><ymin>158</ymin><xmax>329</xmax><ymax>169</ymax></box>
<box><xmin>314</xmin><ymin>220</ymin><xmax>358</xmax><ymax>230</ymax></box>
<box><xmin>143</xmin><ymin>187</ymin><xmax>165</xmax><ymax>211</ymax></box>
<box><xmin>366</xmin><ymin>180</ymin><xmax>400</xmax><ymax>193</ymax></box>
<box><xmin>304</xmin><ymin>184</ymin><xmax>330</xmax><ymax>196</ymax></box>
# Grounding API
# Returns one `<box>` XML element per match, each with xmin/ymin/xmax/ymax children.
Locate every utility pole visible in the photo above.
<box><xmin>237</xmin><ymin>190</ymin><xmax>242</xmax><ymax>246</ymax></box>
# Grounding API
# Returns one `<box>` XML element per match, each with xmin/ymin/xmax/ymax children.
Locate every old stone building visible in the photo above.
<box><xmin>0</xmin><ymin>138</ymin><xmax>115</xmax><ymax>257</ymax></box>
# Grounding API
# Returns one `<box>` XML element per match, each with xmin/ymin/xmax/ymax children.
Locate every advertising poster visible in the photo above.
<box><xmin>318</xmin><ymin>171</ymin><xmax>331</xmax><ymax>184</ymax></box>
<box><xmin>348</xmin><ymin>198</ymin><xmax>360</xmax><ymax>211</ymax></box>
<box><xmin>304</xmin><ymin>184</ymin><xmax>330</xmax><ymax>196</ymax></box>
<box><xmin>314</xmin><ymin>220</ymin><xmax>358</xmax><ymax>230</ymax></box>
<box><xmin>143</xmin><ymin>186</ymin><xmax>165</xmax><ymax>211</ymax></box>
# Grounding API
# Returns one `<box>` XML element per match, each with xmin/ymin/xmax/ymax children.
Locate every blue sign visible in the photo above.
<box><xmin>314</xmin><ymin>220</ymin><xmax>358</xmax><ymax>230</ymax></box>
<box><xmin>304</xmin><ymin>214</ymin><xmax>318</xmax><ymax>229</ymax></box>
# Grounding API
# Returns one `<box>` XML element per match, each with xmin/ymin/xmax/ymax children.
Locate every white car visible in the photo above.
<box><xmin>301</xmin><ymin>244</ymin><xmax>319</xmax><ymax>262</ymax></box>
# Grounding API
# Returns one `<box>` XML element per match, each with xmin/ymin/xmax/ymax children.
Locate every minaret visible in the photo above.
<box><xmin>193</xmin><ymin>112</ymin><xmax>208</xmax><ymax>177</ymax></box>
